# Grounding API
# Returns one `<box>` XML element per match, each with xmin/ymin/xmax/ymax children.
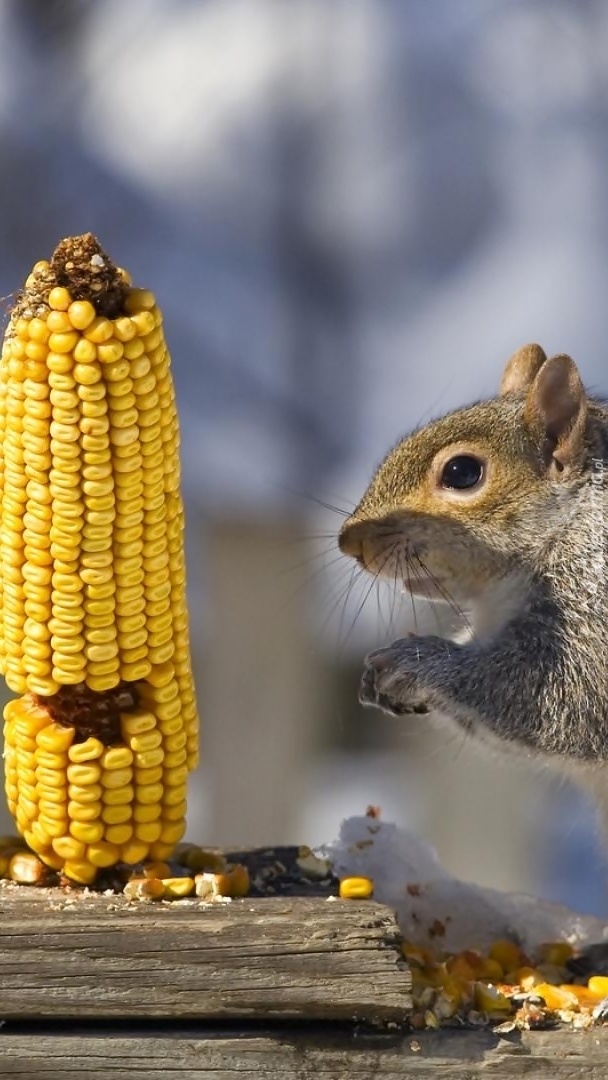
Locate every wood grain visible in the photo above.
<box><xmin>1</xmin><ymin>886</ymin><xmax>602</xmax><ymax>1077</ymax></box>
<box><xmin>1</xmin><ymin>1025</ymin><xmax>607</xmax><ymax>1079</ymax></box>
<box><xmin>0</xmin><ymin>890</ymin><xmax>411</xmax><ymax>1023</ymax></box>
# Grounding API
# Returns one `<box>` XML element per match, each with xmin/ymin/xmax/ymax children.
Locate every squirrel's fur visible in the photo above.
<box><xmin>339</xmin><ymin>345</ymin><xmax>608</xmax><ymax>794</ymax></box>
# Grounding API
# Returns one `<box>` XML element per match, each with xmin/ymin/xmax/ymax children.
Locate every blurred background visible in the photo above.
<box><xmin>0</xmin><ymin>0</ymin><xmax>607</xmax><ymax>915</ymax></box>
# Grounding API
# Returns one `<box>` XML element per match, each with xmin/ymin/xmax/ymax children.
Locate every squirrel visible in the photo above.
<box><xmin>338</xmin><ymin>344</ymin><xmax>608</xmax><ymax>828</ymax></box>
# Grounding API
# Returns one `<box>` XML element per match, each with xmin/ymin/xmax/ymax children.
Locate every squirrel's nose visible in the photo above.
<box><xmin>338</xmin><ymin>520</ymin><xmax>364</xmax><ymax>562</ymax></box>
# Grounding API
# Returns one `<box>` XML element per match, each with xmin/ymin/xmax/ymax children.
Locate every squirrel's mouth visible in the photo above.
<box><xmin>403</xmin><ymin>577</ymin><xmax>447</xmax><ymax>601</ymax></box>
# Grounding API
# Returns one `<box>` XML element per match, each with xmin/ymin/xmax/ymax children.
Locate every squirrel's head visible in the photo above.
<box><xmin>339</xmin><ymin>345</ymin><xmax>591</xmax><ymax>605</ymax></box>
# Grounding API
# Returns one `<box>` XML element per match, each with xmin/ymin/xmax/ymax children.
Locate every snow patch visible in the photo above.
<box><xmin>321</xmin><ymin>816</ymin><xmax>608</xmax><ymax>953</ymax></box>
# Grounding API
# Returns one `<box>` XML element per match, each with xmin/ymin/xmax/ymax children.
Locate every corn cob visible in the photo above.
<box><xmin>1</xmin><ymin>233</ymin><xmax>199</xmax><ymax>883</ymax></box>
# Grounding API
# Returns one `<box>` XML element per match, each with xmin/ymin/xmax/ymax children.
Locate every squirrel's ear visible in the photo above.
<box><xmin>500</xmin><ymin>343</ymin><xmax>547</xmax><ymax>395</ymax></box>
<box><xmin>524</xmin><ymin>354</ymin><xmax>587</xmax><ymax>474</ymax></box>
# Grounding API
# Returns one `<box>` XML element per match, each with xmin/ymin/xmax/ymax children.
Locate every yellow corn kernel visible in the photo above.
<box><xmin>222</xmin><ymin>865</ymin><xmax>250</xmax><ymax>897</ymax></box>
<box><xmin>135</xmin><ymin>821</ymin><xmax>162</xmax><ymax>844</ymax></box>
<box><xmin>588</xmin><ymin>976</ymin><xmax>608</xmax><ymax>997</ymax></box>
<box><xmin>52</xmin><ymin>836</ymin><xmax>86</xmax><ymax>861</ymax></box>
<box><xmin>101</xmin><ymin>767</ymin><xmax>132</xmax><ymax>790</ymax></box>
<box><xmin>102</xmin><ymin>784</ymin><xmax>134</xmax><ymax>806</ymax></box>
<box><xmin>134</xmin><ymin>763</ymin><xmax>163</xmax><ymax>784</ymax></box>
<box><xmin>100</xmin><ymin>746</ymin><xmax>133</xmax><ymax>771</ymax></box>
<box><xmin>9</xmin><ymin>851</ymin><xmax>49</xmax><ymax>884</ymax></box>
<box><xmin>533</xmin><ymin>983</ymin><xmax>580</xmax><ymax>1011</ymax></box>
<box><xmin>146</xmin><ymin>663</ymin><xmax>175</xmax><ymax>688</ymax></box>
<box><xmin>67</xmin><ymin>799</ymin><xmax>103</xmax><ymax>823</ymax></box>
<box><xmin>85</xmin><ymin>674</ymin><xmax>121</xmax><ymax>692</ymax></box>
<box><xmin>113</xmin><ymin>317</ymin><xmax>137</xmax><ymax>342</ymax></box>
<box><xmin>27</xmin><ymin>317</ymin><xmax>50</xmax><ymax>343</ymax></box>
<box><xmin>68</xmin><ymin>738</ymin><xmax>105</xmax><ymax>763</ymax></box>
<box><xmin>148</xmin><ymin>841</ymin><xmax>176</xmax><ymax>862</ymax></box>
<box><xmin>29</xmin><ymin>821</ymin><xmax>52</xmax><ymax>849</ymax></box>
<box><xmin>39</xmin><ymin>815</ymin><xmax>67</xmax><ymax>839</ymax></box>
<box><xmin>338</xmin><ymin>876</ymin><xmax>374</xmax><ymax>900</ymax></box>
<box><xmin>48</xmin><ymin>289</ymin><xmax>71</xmax><ymax>314</ymax></box>
<box><xmin>120</xmin><ymin>661</ymin><xmax>151</xmax><ymax>681</ymax></box>
<box><xmin>473</xmin><ymin>983</ymin><xmax>511</xmax><ymax>1013</ymax></box>
<box><xmin>35</xmin><ymin>767</ymin><xmax>67</xmax><ymax>789</ymax></box>
<box><xmin>536</xmin><ymin>942</ymin><xmax>574</xmax><ymax>967</ymax></box>
<box><xmin>129</xmin><ymin>730</ymin><xmax>162</xmax><ymax>753</ymax></box>
<box><xmin>68</xmin><ymin>301</ymin><xmax>96</xmax><ymax>331</ymax></box>
<box><xmin>176</xmin><ymin>846</ymin><xmax>226</xmax><ymax>875</ymax></box>
<box><xmin>105</xmin><ymin>823</ymin><xmax>132</xmax><ymax>845</ymax></box>
<box><xmin>446</xmin><ymin>951</ymin><xmax>486</xmax><ymax>981</ymax></box>
<box><xmin>133</xmin><ymin>802</ymin><xmax>161</xmax><ymax>823</ymax></box>
<box><xmin>120</xmin><ymin>839</ymin><xmax>150</xmax><ymax>865</ymax></box>
<box><xmin>488</xmin><ymin>940</ymin><xmax>529</xmax><ymax>972</ymax></box>
<box><xmin>165</xmin><ymin>731</ymin><xmax>186</xmax><ymax>752</ymax></box>
<box><xmin>135</xmin><ymin>782</ymin><xmax>164</xmax><ymax>805</ymax></box>
<box><xmin>40</xmin><ymin>848</ymin><xmax>66</xmax><ymax>872</ymax></box>
<box><xmin>195</xmin><ymin>864</ymin><xmax>250</xmax><ymax>899</ymax></box>
<box><xmin>49</xmin><ymin>331</ymin><xmax>79</xmax><ymax>354</ymax></box>
<box><xmin>477</xmin><ymin>957</ymin><xmax>504</xmax><ymax>983</ymax></box>
<box><xmin>70</xmin><ymin>820</ymin><xmax>104</xmax><ymax>844</ymax></box>
<box><xmin>125</xmin><ymin>288</ymin><xmax>156</xmax><ymax>313</ymax></box>
<box><xmin>164</xmin><ymin>753</ymin><xmax>187</xmax><ymax>772</ymax></box>
<box><xmin>123</xmin><ymin>876</ymin><xmax>165</xmax><ymax>900</ymax></box>
<box><xmin>63</xmin><ymin>859</ymin><xmax>98</xmax><ymax>885</ymax></box>
<box><xmin>39</xmin><ymin>799</ymin><xmax>68</xmax><ymax>820</ymax></box>
<box><xmin>142</xmin><ymin>859</ymin><xmax>172</xmax><ymax>876</ymax></box>
<box><xmin>159</xmin><ymin>821</ymin><xmax>185</xmax><ymax>844</ymax></box>
<box><xmin>34</xmin><ymin>747</ymin><xmax>68</xmax><ymax>773</ymax></box>
<box><xmin>101</xmin><ymin>804</ymin><xmax>131</xmax><ymax>825</ymax></box>
<box><xmin>84</xmin><ymin>317</ymin><xmax>114</xmax><ymax>344</ymax></box>
<box><xmin>68</xmin><ymin>782</ymin><xmax>103</xmax><ymax>804</ymax></box>
<box><xmin>134</xmin><ymin>748</ymin><xmax>164</xmax><ymax>770</ymax></box>
<box><xmin>87</xmin><ymin>841</ymin><xmax>121</xmax><ymax>868</ymax></box>
<box><xmin>157</xmin><ymin>715</ymin><xmax>182</xmax><ymax>736</ymax></box>
<box><xmin>46</xmin><ymin>310</ymin><xmax>72</xmax><ymax>333</ymax></box>
<box><xmin>66</xmin><ymin>763</ymin><xmax>102</xmax><ymax>786</ymax></box>
<box><xmin>559</xmin><ymin>984</ymin><xmax>601</xmax><ymax>1007</ymax></box>
<box><xmin>98</xmin><ymin>341</ymin><xmax>124</xmax><ymax>364</ymax></box>
<box><xmin>162</xmin><ymin>787</ymin><xmax>186</xmax><ymax>808</ymax></box>
<box><xmin>161</xmin><ymin>876</ymin><xmax>194</xmax><ymax>898</ymax></box>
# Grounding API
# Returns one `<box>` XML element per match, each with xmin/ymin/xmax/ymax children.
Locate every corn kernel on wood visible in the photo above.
<box><xmin>161</xmin><ymin>876</ymin><xmax>195</xmax><ymax>898</ymax></box>
<box><xmin>0</xmin><ymin>234</ymin><xmax>199</xmax><ymax>882</ymax></box>
<box><xmin>473</xmin><ymin>982</ymin><xmax>511</xmax><ymax>1014</ymax></box>
<box><xmin>394</xmin><ymin>935</ymin><xmax>608</xmax><ymax>1030</ymax></box>
<box><xmin>338</xmin><ymin>876</ymin><xmax>374</xmax><ymax>900</ymax></box>
<box><xmin>194</xmin><ymin>864</ymin><xmax>250</xmax><ymax>899</ymax></box>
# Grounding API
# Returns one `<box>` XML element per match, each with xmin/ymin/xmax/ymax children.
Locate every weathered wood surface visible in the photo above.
<box><xmin>1</xmin><ymin>1025</ymin><xmax>608</xmax><ymax>1079</ymax></box>
<box><xmin>1</xmin><ymin>887</ymin><xmax>606</xmax><ymax>1078</ymax></box>
<box><xmin>0</xmin><ymin>890</ymin><xmax>411</xmax><ymax>1023</ymax></box>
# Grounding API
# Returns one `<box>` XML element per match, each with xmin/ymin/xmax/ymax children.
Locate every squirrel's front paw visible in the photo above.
<box><xmin>359</xmin><ymin>638</ymin><xmax>429</xmax><ymax>716</ymax></box>
<box><xmin>359</xmin><ymin>636</ymin><xmax>451</xmax><ymax>717</ymax></box>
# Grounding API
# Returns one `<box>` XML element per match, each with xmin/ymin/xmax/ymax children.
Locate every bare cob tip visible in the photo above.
<box><xmin>15</xmin><ymin>232</ymin><xmax>128</xmax><ymax>321</ymax></box>
<box><xmin>50</xmin><ymin>233</ymin><xmax>127</xmax><ymax>317</ymax></box>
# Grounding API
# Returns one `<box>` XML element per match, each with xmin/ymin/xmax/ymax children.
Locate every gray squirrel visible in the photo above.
<box><xmin>338</xmin><ymin>344</ymin><xmax>608</xmax><ymax>877</ymax></box>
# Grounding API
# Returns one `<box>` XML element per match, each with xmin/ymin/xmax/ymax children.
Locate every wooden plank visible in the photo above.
<box><xmin>1</xmin><ymin>1025</ymin><xmax>608</xmax><ymax>1079</ymax></box>
<box><xmin>0</xmin><ymin>891</ymin><xmax>411</xmax><ymax>1023</ymax></box>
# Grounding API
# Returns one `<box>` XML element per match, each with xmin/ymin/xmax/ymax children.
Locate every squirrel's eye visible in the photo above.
<box><xmin>440</xmin><ymin>455</ymin><xmax>483</xmax><ymax>490</ymax></box>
